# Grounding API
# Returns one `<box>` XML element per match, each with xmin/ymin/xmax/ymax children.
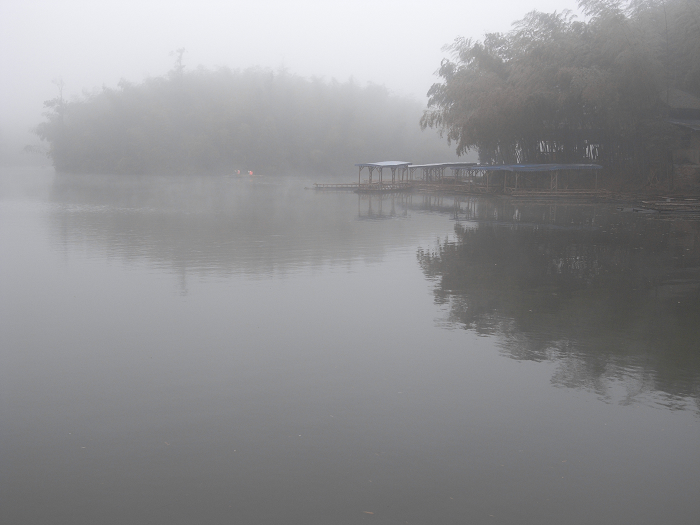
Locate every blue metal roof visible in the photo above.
<box><xmin>355</xmin><ymin>161</ymin><xmax>411</xmax><ymax>168</ymax></box>
<box><xmin>465</xmin><ymin>163</ymin><xmax>602</xmax><ymax>172</ymax></box>
<box><xmin>356</xmin><ymin>161</ymin><xmax>602</xmax><ymax>171</ymax></box>
<box><xmin>410</xmin><ymin>162</ymin><xmax>477</xmax><ymax>168</ymax></box>
<box><xmin>444</xmin><ymin>162</ymin><xmax>478</xmax><ymax>167</ymax></box>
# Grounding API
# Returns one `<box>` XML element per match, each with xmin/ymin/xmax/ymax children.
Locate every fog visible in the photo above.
<box><xmin>1</xmin><ymin>0</ymin><xmax>580</xmax><ymax>163</ymax></box>
<box><xmin>3</xmin><ymin>168</ymin><xmax>699</xmax><ymax>524</ymax></box>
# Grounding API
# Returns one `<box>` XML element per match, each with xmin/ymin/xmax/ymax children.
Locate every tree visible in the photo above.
<box><xmin>35</xmin><ymin>66</ymin><xmax>455</xmax><ymax>175</ymax></box>
<box><xmin>421</xmin><ymin>0</ymin><xmax>696</xmax><ymax>183</ymax></box>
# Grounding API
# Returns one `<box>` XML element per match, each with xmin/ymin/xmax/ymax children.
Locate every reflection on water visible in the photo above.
<box><xmin>42</xmin><ymin>175</ymin><xmax>700</xmax><ymax>408</ymax></box>
<box><xmin>418</xmin><ymin>199</ymin><xmax>700</xmax><ymax>409</ymax></box>
<box><xmin>357</xmin><ymin>193</ymin><xmax>411</xmax><ymax>219</ymax></box>
<box><xmin>2</xmin><ymin>169</ymin><xmax>700</xmax><ymax>525</ymax></box>
<box><xmin>47</xmin><ymin>174</ymin><xmax>447</xmax><ymax>283</ymax></box>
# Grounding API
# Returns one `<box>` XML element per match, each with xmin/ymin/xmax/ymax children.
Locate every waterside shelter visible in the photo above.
<box><xmin>445</xmin><ymin>163</ymin><xmax>604</xmax><ymax>195</ymax></box>
<box><xmin>355</xmin><ymin>161</ymin><xmax>412</xmax><ymax>192</ymax></box>
<box><xmin>314</xmin><ymin>162</ymin><xmax>604</xmax><ymax>196</ymax></box>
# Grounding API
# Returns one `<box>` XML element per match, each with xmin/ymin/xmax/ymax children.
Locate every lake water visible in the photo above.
<box><xmin>1</xmin><ymin>167</ymin><xmax>699</xmax><ymax>525</ymax></box>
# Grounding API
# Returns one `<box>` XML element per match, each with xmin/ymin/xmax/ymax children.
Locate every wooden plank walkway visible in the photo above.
<box><xmin>356</xmin><ymin>182</ymin><xmax>414</xmax><ymax>193</ymax></box>
<box><xmin>313</xmin><ymin>183</ymin><xmax>360</xmax><ymax>191</ymax></box>
<box><xmin>314</xmin><ymin>182</ymin><xmax>415</xmax><ymax>193</ymax></box>
<box><xmin>417</xmin><ymin>184</ymin><xmax>497</xmax><ymax>195</ymax></box>
<box><xmin>506</xmin><ymin>189</ymin><xmax>612</xmax><ymax>199</ymax></box>
<box><xmin>313</xmin><ymin>182</ymin><xmax>614</xmax><ymax>198</ymax></box>
<box><xmin>639</xmin><ymin>199</ymin><xmax>700</xmax><ymax>217</ymax></box>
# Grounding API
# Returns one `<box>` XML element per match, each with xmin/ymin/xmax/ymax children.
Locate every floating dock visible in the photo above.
<box><xmin>638</xmin><ymin>198</ymin><xmax>700</xmax><ymax>217</ymax></box>
<box><xmin>315</xmin><ymin>161</ymin><xmax>607</xmax><ymax>197</ymax></box>
<box><xmin>313</xmin><ymin>183</ymin><xmax>361</xmax><ymax>191</ymax></box>
<box><xmin>313</xmin><ymin>182</ymin><xmax>415</xmax><ymax>192</ymax></box>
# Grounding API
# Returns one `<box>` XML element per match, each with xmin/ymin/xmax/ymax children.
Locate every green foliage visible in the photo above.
<box><xmin>421</xmin><ymin>0</ymin><xmax>698</xmax><ymax>180</ymax></box>
<box><xmin>36</xmin><ymin>67</ymin><xmax>451</xmax><ymax>175</ymax></box>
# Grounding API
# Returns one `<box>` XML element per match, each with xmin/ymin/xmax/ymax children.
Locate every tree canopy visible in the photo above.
<box><xmin>421</xmin><ymin>0</ymin><xmax>700</xmax><ymax>181</ymax></box>
<box><xmin>36</xmin><ymin>66</ymin><xmax>454</xmax><ymax>175</ymax></box>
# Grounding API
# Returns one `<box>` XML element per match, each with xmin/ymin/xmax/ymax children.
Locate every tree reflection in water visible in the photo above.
<box><xmin>417</xmin><ymin>200</ymin><xmax>700</xmax><ymax>409</ymax></box>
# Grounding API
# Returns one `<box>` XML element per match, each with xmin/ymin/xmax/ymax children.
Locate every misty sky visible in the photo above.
<box><xmin>1</xmin><ymin>0</ymin><xmax>580</xmax><ymax>140</ymax></box>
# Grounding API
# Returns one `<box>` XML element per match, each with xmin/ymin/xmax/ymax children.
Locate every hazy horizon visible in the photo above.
<box><xmin>1</xmin><ymin>0</ymin><xmax>581</xmax><ymax>161</ymax></box>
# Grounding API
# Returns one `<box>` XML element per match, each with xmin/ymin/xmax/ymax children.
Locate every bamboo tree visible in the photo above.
<box><xmin>422</xmin><ymin>0</ymin><xmax>695</xmax><ymax>183</ymax></box>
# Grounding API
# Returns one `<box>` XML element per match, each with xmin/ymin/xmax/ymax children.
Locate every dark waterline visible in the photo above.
<box><xmin>1</xmin><ymin>168</ymin><xmax>699</xmax><ymax>525</ymax></box>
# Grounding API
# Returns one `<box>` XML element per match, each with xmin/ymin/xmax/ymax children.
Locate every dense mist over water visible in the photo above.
<box><xmin>35</xmin><ymin>68</ymin><xmax>461</xmax><ymax>175</ymax></box>
<box><xmin>1</xmin><ymin>0</ymin><xmax>579</xmax><ymax>165</ymax></box>
<box><xmin>2</xmin><ymin>0</ymin><xmax>700</xmax><ymax>522</ymax></box>
<box><xmin>1</xmin><ymin>168</ymin><xmax>699</xmax><ymax>524</ymax></box>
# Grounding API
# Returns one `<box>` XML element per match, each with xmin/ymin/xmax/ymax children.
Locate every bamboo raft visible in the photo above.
<box><xmin>416</xmin><ymin>182</ymin><xmax>498</xmax><ymax>195</ymax></box>
<box><xmin>313</xmin><ymin>183</ymin><xmax>360</xmax><ymax>191</ymax></box>
<box><xmin>313</xmin><ymin>182</ymin><xmax>415</xmax><ymax>193</ymax></box>
<box><xmin>314</xmin><ymin>181</ymin><xmax>613</xmax><ymax>198</ymax></box>
<box><xmin>639</xmin><ymin>198</ymin><xmax>700</xmax><ymax>217</ymax></box>
<box><xmin>356</xmin><ymin>182</ymin><xmax>414</xmax><ymax>193</ymax></box>
<box><xmin>506</xmin><ymin>189</ymin><xmax>612</xmax><ymax>199</ymax></box>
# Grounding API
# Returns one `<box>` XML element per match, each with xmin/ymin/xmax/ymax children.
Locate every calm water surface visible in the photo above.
<box><xmin>1</xmin><ymin>168</ymin><xmax>699</xmax><ymax>525</ymax></box>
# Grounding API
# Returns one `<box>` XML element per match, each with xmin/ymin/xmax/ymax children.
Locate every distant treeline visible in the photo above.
<box><xmin>36</xmin><ymin>67</ymin><xmax>453</xmax><ymax>175</ymax></box>
<box><xmin>422</xmin><ymin>0</ymin><xmax>700</xmax><ymax>181</ymax></box>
